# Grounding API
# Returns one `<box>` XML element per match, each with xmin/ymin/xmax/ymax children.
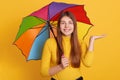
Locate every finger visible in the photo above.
<box><xmin>101</xmin><ymin>34</ymin><xmax>106</xmax><ymax>37</ymax></box>
<box><xmin>63</xmin><ymin>62</ymin><xmax>69</xmax><ymax>67</ymax></box>
<box><xmin>62</xmin><ymin>58</ymin><xmax>69</xmax><ymax>62</ymax></box>
<box><xmin>62</xmin><ymin>62</ymin><xmax>69</xmax><ymax>65</ymax></box>
<box><xmin>63</xmin><ymin>64</ymin><xmax>69</xmax><ymax>67</ymax></box>
<box><xmin>62</xmin><ymin>59</ymin><xmax>69</xmax><ymax>63</ymax></box>
<box><xmin>97</xmin><ymin>36</ymin><xmax>105</xmax><ymax>39</ymax></box>
<box><xmin>63</xmin><ymin>62</ymin><xmax>69</xmax><ymax>65</ymax></box>
<box><xmin>61</xmin><ymin>58</ymin><xmax>69</xmax><ymax>64</ymax></box>
<box><xmin>61</xmin><ymin>59</ymin><xmax>69</xmax><ymax>63</ymax></box>
<box><xmin>100</xmin><ymin>34</ymin><xmax>106</xmax><ymax>37</ymax></box>
<box><xmin>64</xmin><ymin>62</ymin><xmax>69</xmax><ymax>65</ymax></box>
<box><xmin>95</xmin><ymin>35</ymin><xmax>106</xmax><ymax>39</ymax></box>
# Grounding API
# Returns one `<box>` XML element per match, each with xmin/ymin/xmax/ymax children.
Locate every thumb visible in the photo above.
<box><xmin>61</xmin><ymin>54</ymin><xmax>65</xmax><ymax>58</ymax></box>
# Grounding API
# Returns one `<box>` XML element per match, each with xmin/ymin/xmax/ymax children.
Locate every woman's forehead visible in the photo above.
<box><xmin>60</xmin><ymin>16</ymin><xmax>73</xmax><ymax>21</ymax></box>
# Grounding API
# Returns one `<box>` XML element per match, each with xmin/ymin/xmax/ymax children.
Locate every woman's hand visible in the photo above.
<box><xmin>90</xmin><ymin>34</ymin><xmax>106</xmax><ymax>41</ymax></box>
<box><xmin>61</xmin><ymin>55</ymin><xmax>69</xmax><ymax>68</ymax></box>
<box><xmin>88</xmin><ymin>34</ymin><xmax>106</xmax><ymax>51</ymax></box>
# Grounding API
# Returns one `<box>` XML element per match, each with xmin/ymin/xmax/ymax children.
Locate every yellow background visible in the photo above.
<box><xmin>0</xmin><ymin>0</ymin><xmax>120</xmax><ymax>80</ymax></box>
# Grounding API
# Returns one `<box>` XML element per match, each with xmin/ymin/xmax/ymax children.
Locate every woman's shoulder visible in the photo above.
<box><xmin>46</xmin><ymin>37</ymin><xmax>56</xmax><ymax>41</ymax></box>
<box><xmin>45</xmin><ymin>37</ymin><xmax>56</xmax><ymax>45</ymax></box>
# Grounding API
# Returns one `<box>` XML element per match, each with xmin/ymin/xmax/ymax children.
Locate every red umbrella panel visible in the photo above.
<box><xmin>14</xmin><ymin>2</ymin><xmax>93</xmax><ymax>60</ymax></box>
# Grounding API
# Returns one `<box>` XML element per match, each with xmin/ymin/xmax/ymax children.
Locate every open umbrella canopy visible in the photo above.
<box><xmin>14</xmin><ymin>2</ymin><xmax>93</xmax><ymax>60</ymax></box>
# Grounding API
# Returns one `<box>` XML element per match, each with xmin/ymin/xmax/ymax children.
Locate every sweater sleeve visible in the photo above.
<box><xmin>40</xmin><ymin>39</ymin><xmax>51</xmax><ymax>76</ymax></box>
<box><xmin>81</xmin><ymin>40</ymin><xmax>94</xmax><ymax>67</ymax></box>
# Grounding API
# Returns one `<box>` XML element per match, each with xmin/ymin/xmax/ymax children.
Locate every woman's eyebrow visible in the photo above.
<box><xmin>60</xmin><ymin>21</ymin><xmax>65</xmax><ymax>22</ymax></box>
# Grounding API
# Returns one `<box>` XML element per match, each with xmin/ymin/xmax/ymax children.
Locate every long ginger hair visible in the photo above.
<box><xmin>56</xmin><ymin>11</ymin><xmax>82</xmax><ymax>68</ymax></box>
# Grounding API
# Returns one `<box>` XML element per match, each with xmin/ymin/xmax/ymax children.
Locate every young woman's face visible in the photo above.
<box><xmin>60</xmin><ymin>16</ymin><xmax>74</xmax><ymax>36</ymax></box>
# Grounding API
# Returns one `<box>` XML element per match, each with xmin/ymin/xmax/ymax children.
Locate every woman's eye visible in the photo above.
<box><xmin>69</xmin><ymin>21</ymin><xmax>73</xmax><ymax>24</ymax></box>
<box><xmin>60</xmin><ymin>22</ymin><xmax>65</xmax><ymax>24</ymax></box>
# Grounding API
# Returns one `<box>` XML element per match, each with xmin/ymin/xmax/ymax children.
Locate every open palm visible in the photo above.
<box><xmin>90</xmin><ymin>35</ymin><xmax>106</xmax><ymax>40</ymax></box>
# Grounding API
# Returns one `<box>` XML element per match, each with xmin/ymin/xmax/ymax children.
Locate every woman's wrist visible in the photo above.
<box><xmin>88</xmin><ymin>37</ymin><xmax>95</xmax><ymax>51</ymax></box>
<box><xmin>49</xmin><ymin>64</ymin><xmax>64</xmax><ymax>76</ymax></box>
<box><xmin>59</xmin><ymin>64</ymin><xmax>64</xmax><ymax>69</ymax></box>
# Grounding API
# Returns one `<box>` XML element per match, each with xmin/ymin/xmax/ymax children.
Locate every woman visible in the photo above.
<box><xmin>40</xmin><ymin>11</ymin><xmax>105</xmax><ymax>80</ymax></box>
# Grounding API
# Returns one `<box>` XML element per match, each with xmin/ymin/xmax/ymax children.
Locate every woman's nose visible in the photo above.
<box><xmin>65</xmin><ymin>23</ymin><xmax>69</xmax><ymax>28</ymax></box>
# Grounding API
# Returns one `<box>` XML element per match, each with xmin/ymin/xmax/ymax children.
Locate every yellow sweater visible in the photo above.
<box><xmin>40</xmin><ymin>36</ymin><xmax>94</xmax><ymax>80</ymax></box>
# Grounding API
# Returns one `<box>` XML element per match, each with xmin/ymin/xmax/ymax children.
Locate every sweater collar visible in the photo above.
<box><xmin>62</xmin><ymin>35</ymin><xmax>71</xmax><ymax>41</ymax></box>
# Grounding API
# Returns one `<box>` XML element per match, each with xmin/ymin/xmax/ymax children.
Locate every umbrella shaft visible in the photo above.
<box><xmin>47</xmin><ymin>21</ymin><xmax>63</xmax><ymax>54</ymax></box>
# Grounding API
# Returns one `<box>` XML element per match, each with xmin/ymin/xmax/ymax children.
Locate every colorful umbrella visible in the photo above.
<box><xmin>14</xmin><ymin>2</ymin><xmax>93</xmax><ymax>60</ymax></box>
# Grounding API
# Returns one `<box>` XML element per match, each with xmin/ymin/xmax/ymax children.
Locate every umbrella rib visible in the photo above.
<box><xmin>36</xmin><ymin>27</ymin><xmax>49</xmax><ymax>38</ymax></box>
<box><xmin>50</xmin><ymin>5</ymin><xmax>80</xmax><ymax>20</ymax></box>
<box><xmin>82</xmin><ymin>25</ymin><xmax>93</xmax><ymax>40</ymax></box>
<box><xmin>33</xmin><ymin>16</ymin><xmax>46</xmax><ymax>23</ymax></box>
<box><xmin>47</xmin><ymin>3</ymin><xmax>51</xmax><ymax>20</ymax></box>
<box><xmin>35</xmin><ymin>24</ymin><xmax>63</xmax><ymax>55</ymax></box>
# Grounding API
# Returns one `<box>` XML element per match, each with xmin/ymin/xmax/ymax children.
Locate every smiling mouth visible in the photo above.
<box><xmin>64</xmin><ymin>29</ymin><xmax>71</xmax><ymax>32</ymax></box>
